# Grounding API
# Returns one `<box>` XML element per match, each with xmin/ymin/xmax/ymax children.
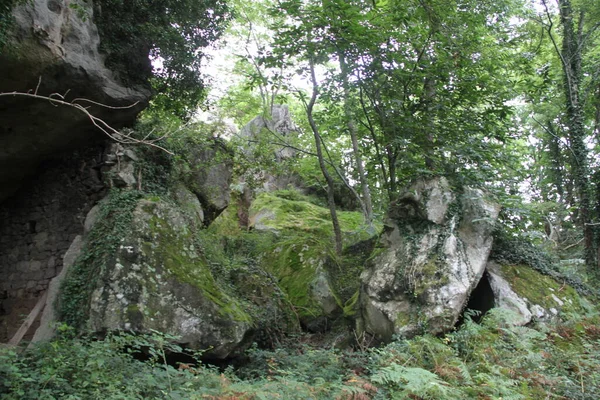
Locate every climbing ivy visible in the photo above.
<box><xmin>58</xmin><ymin>189</ymin><xmax>142</xmax><ymax>330</ymax></box>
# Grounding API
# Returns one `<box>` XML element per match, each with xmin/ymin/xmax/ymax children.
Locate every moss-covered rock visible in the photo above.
<box><xmin>491</xmin><ymin>262</ymin><xmax>589</xmax><ymax>319</ymax></box>
<box><xmin>85</xmin><ymin>197</ymin><xmax>253</xmax><ymax>358</ymax></box>
<box><xmin>249</xmin><ymin>191</ymin><xmax>378</xmax><ymax>330</ymax></box>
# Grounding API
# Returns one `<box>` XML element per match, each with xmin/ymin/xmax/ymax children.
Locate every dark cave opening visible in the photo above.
<box><xmin>457</xmin><ymin>271</ymin><xmax>496</xmax><ymax>326</ymax></box>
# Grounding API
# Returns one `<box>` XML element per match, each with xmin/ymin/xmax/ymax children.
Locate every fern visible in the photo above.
<box><xmin>372</xmin><ymin>363</ymin><xmax>463</xmax><ymax>399</ymax></box>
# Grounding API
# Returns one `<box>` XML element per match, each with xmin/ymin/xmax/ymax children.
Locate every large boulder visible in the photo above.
<box><xmin>359</xmin><ymin>177</ymin><xmax>501</xmax><ymax>340</ymax></box>
<box><xmin>0</xmin><ymin>0</ymin><xmax>150</xmax><ymax>201</ymax></box>
<box><xmin>61</xmin><ymin>193</ymin><xmax>254</xmax><ymax>359</ymax></box>
<box><xmin>247</xmin><ymin>191</ymin><xmax>377</xmax><ymax>332</ymax></box>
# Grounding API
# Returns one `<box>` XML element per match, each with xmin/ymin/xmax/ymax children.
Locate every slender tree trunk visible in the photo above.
<box><xmin>306</xmin><ymin>57</ymin><xmax>343</xmax><ymax>255</ymax></box>
<box><xmin>546</xmin><ymin>123</ymin><xmax>565</xmax><ymax>202</ymax></box>
<box><xmin>338</xmin><ymin>52</ymin><xmax>374</xmax><ymax>227</ymax></box>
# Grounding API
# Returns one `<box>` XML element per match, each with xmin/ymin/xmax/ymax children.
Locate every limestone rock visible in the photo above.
<box><xmin>360</xmin><ymin>177</ymin><xmax>501</xmax><ymax>340</ymax></box>
<box><xmin>486</xmin><ymin>262</ymin><xmax>532</xmax><ymax>326</ymax></box>
<box><xmin>185</xmin><ymin>139</ymin><xmax>233</xmax><ymax>225</ymax></box>
<box><xmin>0</xmin><ymin>0</ymin><xmax>150</xmax><ymax>201</ymax></box>
<box><xmin>484</xmin><ymin>261</ymin><xmax>589</xmax><ymax>323</ymax></box>
<box><xmin>87</xmin><ymin>198</ymin><xmax>252</xmax><ymax>358</ymax></box>
<box><xmin>239</xmin><ymin>104</ymin><xmax>298</xmax><ymax>161</ymax></box>
<box><xmin>101</xmin><ymin>143</ymin><xmax>139</xmax><ymax>188</ymax></box>
<box><xmin>31</xmin><ymin>234</ymin><xmax>83</xmax><ymax>343</ymax></box>
<box><xmin>238</xmin><ymin>105</ymin><xmax>303</xmax><ymax>193</ymax></box>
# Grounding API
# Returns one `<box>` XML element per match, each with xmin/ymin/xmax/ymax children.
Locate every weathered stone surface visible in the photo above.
<box><xmin>185</xmin><ymin>139</ymin><xmax>233</xmax><ymax>225</ymax></box>
<box><xmin>238</xmin><ymin>105</ymin><xmax>303</xmax><ymax>194</ymax></box>
<box><xmin>172</xmin><ymin>183</ymin><xmax>204</xmax><ymax>225</ymax></box>
<box><xmin>0</xmin><ymin>0</ymin><xmax>150</xmax><ymax>201</ymax></box>
<box><xmin>484</xmin><ymin>261</ymin><xmax>589</xmax><ymax>324</ymax></box>
<box><xmin>360</xmin><ymin>177</ymin><xmax>501</xmax><ymax>340</ymax></box>
<box><xmin>101</xmin><ymin>143</ymin><xmax>139</xmax><ymax>188</ymax></box>
<box><xmin>486</xmin><ymin>262</ymin><xmax>532</xmax><ymax>326</ymax></box>
<box><xmin>239</xmin><ymin>104</ymin><xmax>298</xmax><ymax>161</ymax></box>
<box><xmin>0</xmin><ymin>146</ymin><xmax>106</xmax><ymax>342</ymax></box>
<box><xmin>87</xmin><ymin>198</ymin><xmax>252</xmax><ymax>358</ymax></box>
<box><xmin>31</xmin><ymin>234</ymin><xmax>84</xmax><ymax>343</ymax></box>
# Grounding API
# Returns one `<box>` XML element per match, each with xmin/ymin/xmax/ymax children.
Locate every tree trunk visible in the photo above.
<box><xmin>338</xmin><ymin>52</ymin><xmax>374</xmax><ymax>227</ymax></box>
<box><xmin>556</xmin><ymin>0</ymin><xmax>596</xmax><ymax>271</ymax></box>
<box><xmin>306</xmin><ymin>57</ymin><xmax>343</xmax><ymax>255</ymax></box>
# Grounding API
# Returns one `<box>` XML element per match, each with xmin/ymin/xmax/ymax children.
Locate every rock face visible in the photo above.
<box><xmin>87</xmin><ymin>197</ymin><xmax>253</xmax><ymax>358</ymax></box>
<box><xmin>0</xmin><ymin>0</ymin><xmax>150</xmax><ymax>201</ymax></box>
<box><xmin>239</xmin><ymin>104</ymin><xmax>298</xmax><ymax>161</ymax></box>
<box><xmin>485</xmin><ymin>262</ymin><xmax>532</xmax><ymax>326</ymax></box>
<box><xmin>360</xmin><ymin>177</ymin><xmax>501</xmax><ymax>340</ymax></box>
<box><xmin>0</xmin><ymin>146</ymin><xmax>106</xmax><ymax>343</ymax></box>
<box><xmin>185</xmin><ymin>139</ymin><xmax>233</xmax><ymax>225</ymax></box>
<box><xmin>484</xmin><ymin>261</ymin><xmax>588</xmax><ymax>324</ymax></box>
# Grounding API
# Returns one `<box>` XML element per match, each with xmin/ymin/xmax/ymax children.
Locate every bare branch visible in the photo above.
<box><xmin>0</xmin><ymin>88</ymin><xmax>173</xmax><ymax>155</ymax></box>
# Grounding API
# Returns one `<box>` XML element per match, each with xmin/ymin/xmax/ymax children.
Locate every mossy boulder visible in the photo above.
<box><xmin>486</xmin><ymin>261</ymin><xmax>589</xmax><ymax>322</ymax></box>
<box><xmin>87</xmin><ymin>197</ymin><xmax>253</xmax><ymax>358</ymax></box>
<box><xmin>360</xmin><ymin>177</ymin><xmax>501</xmax><ymax>340</ymax></box>
<box><xmin>249</xmin><ymin>191</ymin><xmax>376</xmax><ymax>331</ymax></box>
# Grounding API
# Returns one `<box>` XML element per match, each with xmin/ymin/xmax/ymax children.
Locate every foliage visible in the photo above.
<box><xmin>58</xmin><ymin>189</ymin><xmax>142</xmax><ymax>329</ymax></box>
<box><xmin>90</xmin><ymin>0</ymin><xmax>231</xmax><ymax>118</ymax></box>
<box><xmin>0</xmin><ymin>0</ymin><xmax>27</xmax><ymax>51</ymax></box>
<box><xmin>5</xmin><ymin>308</ymin><xmax>600</xmax><ymax>399</ymax></box>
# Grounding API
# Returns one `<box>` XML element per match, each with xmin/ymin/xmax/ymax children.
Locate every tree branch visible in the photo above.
<box><xmin>0</xmin><ymin>85</ymin><xmax>172</xmax><ymax>154</ymax></box>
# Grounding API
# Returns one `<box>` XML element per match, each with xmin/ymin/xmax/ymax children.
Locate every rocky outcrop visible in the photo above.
<box><xmin>85</xmin><ymin>197</ymin><xmax>253</xmax><ymax>358</ymax></box>
<box><xmin>239</xmin><ymin>104</ymin><xmax>298</xmax><ymax>161</ymax></box>
<box><xmin>184</xmin><ymin>139</ymin><xmax>233</xmax><ymax>225</ymax></box>
<box><xmin>484</xmin><ymin>261</ymin><xmax>588</xmax><ymax>324</ymax></box>
<box><xmin>0</xmin><ymin>0</ymin><xmax>150</xmax><ymax>201</ymax></box>
<box><xmin>360</xmin><ymin>177</ymin><xmax>501</xmax><ymax>340</ymax></box>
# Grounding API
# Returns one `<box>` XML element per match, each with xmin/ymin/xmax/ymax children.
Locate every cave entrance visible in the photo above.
<box><xmin>458</xmin><ymin>272</ymin><xmax>495</xmax><ymax>326</ymax></box>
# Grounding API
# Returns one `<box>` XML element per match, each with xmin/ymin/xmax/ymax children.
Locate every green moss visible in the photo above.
<box><xmin>260</xmin><ymin>236</ymin><xmax>330</xmax><ymax>319</ymax></box>
<box><xmin>412</xmin><ymin>257</ymin><xmax>450</xmax><ymax>301</ymax></box>
<box><xmin>500</xmin><ymin>264</ymin><xmax>586</xmax><ymax>314</ymax></box>
<box><xmin>142</xmin><ymin>203</ymin><xmax>251</xmax><ymax>323</ymax></box>
<box><xmin>250</xmin><ymin>191</ymin><xmax>378</xmax><ymax>243</ymax></box>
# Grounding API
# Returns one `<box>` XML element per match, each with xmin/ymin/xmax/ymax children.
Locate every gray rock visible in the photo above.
<box><xmin>185</xmin><ymin>140</ymin><xmax>233</xmax><ymax>224</ymax></box>
<box><xmin>31</xmin><ymin>235</ymin><xmax>83</xmax><ymax>344</ymax></box>
<box><xmin>486</xmin><ymin>262</ymin><xmax>532</xmax><ymax>326</ymax></box>
<box><xmin>87</xmin><ymin>199</ymin><xmax>252</xmax><ymax>358</ymax></box>
<box><xmin>102</xmin><ymin>144</ymin><xmax>138</xmax><ymax>188</ymax></box>
<box><xmin>172</xmin><ymin>184</ymin><xmax>204</xmax><ymax>226</ymax></box>
<box><xmin>360</xmin><ymin>177</ymin><xmax>501</xmax><ymax>339</ymax></box>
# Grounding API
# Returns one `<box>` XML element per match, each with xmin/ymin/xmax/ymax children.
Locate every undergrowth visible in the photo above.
<box><xmin>3</xmin><ymin>308</ymin><xmax>600</xmax><ymax>399</ymax></box>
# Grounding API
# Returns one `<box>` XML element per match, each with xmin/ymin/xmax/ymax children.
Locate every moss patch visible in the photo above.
<box><xmin>249</xmin><ymin>191</ymin><xmax>381</xmax><ymax>321</ymax></box>
<box><xmin>250</xmin><ymin>191</ymin><xmax>378</xmax><ymax>244</ymax></box>
<box><xmin>140</xmin><ymin>200</ymin><xmax>251</xmax><ymax>323</ymax></box>
<box><xmin>499</xmin><ymin>264</ymin><xmax>587</xmax><ymax>314</ymax></box>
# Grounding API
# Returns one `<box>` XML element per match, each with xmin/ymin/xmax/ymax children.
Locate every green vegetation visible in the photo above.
<box><xmin>58</xmin><ymin>189</ymin><xmax>142</xmax><ymax>329</ymax></box>
<box><xmin>91</xmin><ymin>0</ymin><xmax>231</xmax><ymax>118</ymax></box>
<box><xmin>4</xmin><ymin>309</ymin><xmax>600</xmax><ymax>399</ymax></box>
<box><xmin>0</xmin><ymin>0</ymin><xmax>26</xmax><ymax>51</ymax></box>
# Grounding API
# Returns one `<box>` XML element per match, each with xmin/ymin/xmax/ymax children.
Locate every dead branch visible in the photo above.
<box><xmin>0</xmin><ymin>82</ymin><xmax>173</xmax><ymax>154</ymax></box>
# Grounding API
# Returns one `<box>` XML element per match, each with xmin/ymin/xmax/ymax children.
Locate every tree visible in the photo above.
<box><xmin>92</xmin><ymin>0</ymin><xmax>232</xmax><ymax>119</ymax></box>
<box><xmin>538</xmin><ymin>0</ymin><xmax>600</xmax><ymax>272</ymax></box>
